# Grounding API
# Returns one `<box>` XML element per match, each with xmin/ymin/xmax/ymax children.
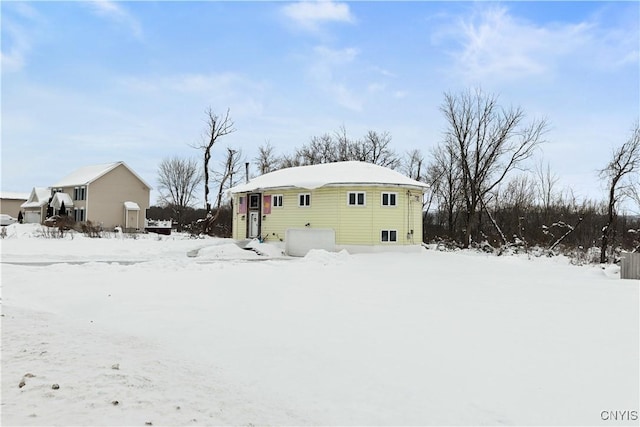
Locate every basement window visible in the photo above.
<box><xmin>381</xmin><ymin>230</ymin><xmax>397</xmax><ymax>242</ymax></box>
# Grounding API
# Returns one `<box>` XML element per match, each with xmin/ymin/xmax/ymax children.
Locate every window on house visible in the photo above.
<box><xmin>74</xmin><ymin>208</ymin><xmax>85</xmax><ymax>222</ymax></box>
<box><xmin>348</xmin><ymin>192</ymin><xmax>366</xmax><ymax>206</ymax></box>
<box><xmin>74</xmin><ymin>186</ymin><xmax>86</xmax><ymax>201</ymax></box>
<box><xmin>381</xmin><ymin>192</ymin><xmax>397</xmax><ymax>206</ymax></box>
<box><xmin>381</xmin><ymin>229</ymin><xmax>397</xmax><ymax>242</ymax></box>
<box><xmin>249</xmin><ymin>194</ymin><xmax>260</xmax><ymax>209</ymax></box>
<box><xmin>273</xmin><ymin>194</ymin><xmax>283</xmax><ymax>207</ymax></box>
<box><xmin>298</xmin><ymin>193</ymin><xmax>311</xmax><ymax>207</ymax></box>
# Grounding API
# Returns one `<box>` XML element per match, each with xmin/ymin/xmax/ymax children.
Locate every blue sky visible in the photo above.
<box><xmin>2</xmin><ymin>1</ymin><xmax>638</xmax><ymax>207</ymax></box>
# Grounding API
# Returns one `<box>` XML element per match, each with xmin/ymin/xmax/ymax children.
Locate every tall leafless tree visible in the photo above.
<box><xmin>157</xmin><ymin>156</ymin><xmax>203</xmax><ymax>230</ymax></box>
<box><xmin>439</xmin><ymin>88</ymin><xmax>548</xmax><ymax>247</ymax></box>
<box><xmin>192</xmin><ymin>108</ymin><xmax>236</xmax><ymax>213</ymax></box>
<box><xmin>213</xmin><ymin>147</ymin><xmax>244</xmax><ymax>212</ymax></box>
<box><xmin>366</xmin><ymin>130</ymin><xmax>399</xmax><ymax>168</ymax></box>
<box><xmin>428</xmin><ymin>142</ymin><xmax>464</xmax><ymax>238</ymax></box>
<box><xmin>534</xmin><ymin>159</ymin><xmax>560</xmax><ymax>221</ymax></box>
<box><xmin>254</xmin><ymin>141</ymin><xmax>279</xmax><ymax>175</ymax></box>
<box><xmin>403</xmin><ymin>149</ymin><xmax>425</xmax><ymax>182</ymax></box>
<box><xmin>598</xmin><ymin>122</ymin><xmax>640</xmax><ymax>263</ymax></box>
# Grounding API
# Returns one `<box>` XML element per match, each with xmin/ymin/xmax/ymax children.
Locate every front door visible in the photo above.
<box><xmin>248</xmin><ymin>211</ymin><xmax>259</xmax><ymax>238</ymax></box>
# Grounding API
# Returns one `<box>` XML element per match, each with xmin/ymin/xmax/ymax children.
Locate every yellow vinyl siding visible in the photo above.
<box><xmin>262</xmin><ymin>188</ymin><xmax>339</xmax><ymax>242</ymax></box>
<box><xmin>234</xmin><ymin>185</ymin><xmax>423</xmax><ymax>246</ymax></box>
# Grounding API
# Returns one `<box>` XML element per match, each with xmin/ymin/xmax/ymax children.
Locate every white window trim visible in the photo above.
<box><xmin>298</xmin><ymin>193</ymin><xmax>311</xmax><ymax>207</ymax></box>
<box><xmin>347</xmin><ymin>191</ymin><xmax>366</xmax><ymax>207</ymax></box>
<box><xmin>381</xmin><ymin>229</ymin><xmax>398</xmax><ymax>243</ymax></box>
<box><xmin>272</xmin><ymin>194</ymin><xmax>284</xmax><ymax>208</ymax></box>
<box><xmin>381</xmin><ymin>192</ymin><xmax>398</xmax><ymax>207</ymax></box>
<box><xmin>74</xmin><ymin>207</ymin><xmax>85</xmax><ymax>222</ymax></box>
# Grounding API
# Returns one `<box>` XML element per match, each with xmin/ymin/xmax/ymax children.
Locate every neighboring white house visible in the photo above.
<box><xmin>21</xmin><ymin>162</ymin><xmax>151</xmax><ymax>230</ymax></box>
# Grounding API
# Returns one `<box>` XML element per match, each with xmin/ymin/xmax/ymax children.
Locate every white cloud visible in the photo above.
<box><xmin>119</xmin><ymin>72</ymin><xmax>267</xmax><ymax>118</ymax></box>
<box><xmin>87</xmin><ymin>0</ymin><xmax>142</xmax><ymax>39</ymax></box>
<box><xmin>282</xmin><ymin>0</ymin><xmax>355</xmax><ymax>32</ymax></box>
<box><xmin>437</xmin><ymin>6</ymin><xmax>594</xmax><ymax>82</ymax></box>
<box><xmin>0</xmin><ymin>3</ymin><xmax>43</xmax><ymax>73</ymax></box>
<box><xmin>307</xmin><ymin>46</ymin><xmax>363</xmax><ymax>111</ymax></box>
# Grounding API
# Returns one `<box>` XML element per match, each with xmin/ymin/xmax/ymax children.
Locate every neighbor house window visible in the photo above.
<box><xmin>381</xmin><ymin>229</ymin><xmax>397</xmax><ymax>242</ymax></box>
<box><xmin>381</xmin><ymin>192</ymin><xmax>397</xmax><ymax>207</ymax></box>
<box><xmin>74</xmin><ymin>208</ymin><xmax>85</xmax><ymax>222</ymax></box>
<box><xmin>273</xmin><ymin>194</ymin><xmax>283</xmax><ymax>207</ymax></box>
<box><xmin>74</xmin><ymin>186</ymin><xmax>86</xmax><ymax>201</ymax></box>
<box><xmin>298</xmin><ymin>193</ymin><xmax>311</xmax><ymax>207</ymax></box>
<box><xmin>347</xmin><ymin>191</ymin><xmax>366</xmax><ymax>206</ymax></box>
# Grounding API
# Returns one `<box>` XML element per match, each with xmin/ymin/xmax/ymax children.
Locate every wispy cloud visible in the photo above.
<box><xmin>87</xmin><ymin>0</ymin><xmax>142</xmax><ymax>39</ymax></box>
<box><xmin>0</xmin><ymin>3</ymin><xmax>43</xmax><ymax>73</ymax></box>
<box><xmin>308</xmin><ymin>46</ymin><xmax>363</xmax><ymax>111</ymax></box>
<box><xmin>1</xmin><ymin>22</ymin><xmax>29</xmax><ymax>72</ymax></box>
<box><xmin>282</xmin><ymin>0</ymin><xmax>355</xmax><ymax>32</ymax></box>
<box><xmin>119</xmin><ymin>72</ymin><xmax>267</xmax><ymax>117</ymax></box>
<box><xmin>435</xmin><ymin>6</ymin><xmax>593</xmax><ymax>83</ymax></box>
<box><xmin>433</xmin><ymin>5</ymin><xmax>639</xmax><ymax>85</ymax></box>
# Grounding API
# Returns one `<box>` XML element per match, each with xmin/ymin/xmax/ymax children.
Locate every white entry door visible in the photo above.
<box><xmin>249</xmin><ymin>211</ymin><xmax>259</xmax><ymax>238</ymax></box>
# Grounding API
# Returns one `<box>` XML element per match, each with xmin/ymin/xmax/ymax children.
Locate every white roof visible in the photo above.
<box><xmin>50</xmin><ymin>192</ymin><xmax>74</xmax><ymax>210</ymax></box>
<box><xmin>21</xmin><ymin>187</ymin><xmax>51</xmax><ymax>208</ymax></box>
<box><xmin>229</xmin><ymin>161</ymin><xmax>429</xmax><ymax>194</ymax></box>
<box><xmin>1</xmin><ymin>191</ymin><xmax>30</xmax><ymax>200</ymax></box>
<box><xmin>52</xmin><ymin>161</ymin><xmax>152</xmax><ymax>189</ymax></box>
<box><xmin>124</xmin><ymin>201</ymin><xmax>140</xmax><ymax>210</ymax></box>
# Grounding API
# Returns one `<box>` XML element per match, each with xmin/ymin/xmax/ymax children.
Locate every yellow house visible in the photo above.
<box><xmin>229</xmin><ymin>161</ymin><xmax>428</xmax><ymax>255</ymax></box>
<box><xmin>22</xmin><ymin>162</ymin><xmax>151</xmax><ymax>230</ymax></box>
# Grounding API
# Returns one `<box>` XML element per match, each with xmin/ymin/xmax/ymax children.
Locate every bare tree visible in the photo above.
<box><xmin>254</xmin><ymin>141</ymin><xmax>279</xmax><ymax>175</ymax></box>
<box><xmin>439</xmin><ymin>88</ymin><xmax>548</xmax><ymax>247</ymax></box>
<box><xmin>403</xmin><ymin>149</ymin><xmax>425</xmax><ymax>181</ymax></box>
<box><xmin>360</xmin><ymin>130</ymin><xmax>399</xmax><ymax>168</ymax></box>
<box><xmin>535</xmin><ymin>159</ymin><xmax>560</xmax><ymax>217</ymax></box>
<box><xmin>294</xmin><ymin>126</ymin><xmax>399</xmax><ymax>168</ymax></box>
<box><xmin>157</xmin><ymin>156</ymin><xmax>202</xmax><ymax>230</ymax></box>
<box><xmin>297</xmin><ymin>134</ymin><xmax>335</xmax><ymax>165</ymax></box>
<box><xmin>598</xmin><ymin>122</ymin><xmax>640</xmax><ymax>263</ymax></box>
<box><xmin>428</xmin><ymin>142</ymin><xmax>464</xmax><ymax>238</ymax></box>
<box><xmin>213</xmin><ymin>147</ymin><xmax>244</xmax><ymax>211</ymax></box>
<box><xmin>192</xmin><ymin>108</ymin><xmax>236</xmax><ymax>213</ymax></box>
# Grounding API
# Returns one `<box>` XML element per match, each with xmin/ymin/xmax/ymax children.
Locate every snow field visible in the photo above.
<box><xmin>1</xmin><ymin>226</ymin><xmax>638</xmax><ymax>425</ymax></box>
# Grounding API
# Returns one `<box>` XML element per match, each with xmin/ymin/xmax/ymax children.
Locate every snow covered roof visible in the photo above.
<box><xmin>52</xmin><ymin>161</ymin><xmax>152</xmax><ymax>189</ymax></box>
<box><xmin>0</xmin><ymin>191</ymin><xmax>30</xmax><ymax>200</ymax></box>
<box><xmin>124</xmin><ymin>201</ymin><xmax>140</xmax><ymax>211</ymax></box>
<box><xmin>50</xmin><ymin>192</ymin><xmax>74</xmax><ymax>210</ymax></box>
<box><xmin>229</xmin><ymin>161</ymin><xmax>429</xmax><ymax>194</ymax></box>
<box><xmin>21</xmin><ymin>187</ymin><xmax>51</xmax><ymax>208</ymax></box>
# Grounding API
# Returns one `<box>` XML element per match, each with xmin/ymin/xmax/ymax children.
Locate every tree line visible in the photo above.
<box><xmin>155</xmin><ymin>88</ymin><xmax>640</xmax><ymax>260</ymax></box>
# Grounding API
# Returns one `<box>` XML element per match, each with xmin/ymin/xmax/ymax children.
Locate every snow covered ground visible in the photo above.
<box><xmin>1</xmin><ymin>224</ymin><xmax>638</xmax><ymax>426</ymax></box>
